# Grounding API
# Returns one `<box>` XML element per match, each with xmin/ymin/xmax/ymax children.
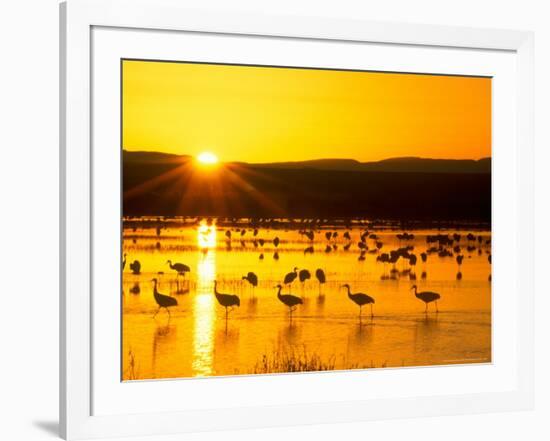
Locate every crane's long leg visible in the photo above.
<box><xmin>370</xmin><ymin>303</ymin><xmax>374</xmax><ymax>318</ymax></box>
<box><xmin>167</xmin><ymin>307</ymin><xmax>171</xmax><ymax>318</ymax></box>
<box><xmin>153</xmin><ymin>306</ymin><xmax>161</xmax><ymax>318</ymax></box>
<box><xmin>425</xmin><ymin>303</ymin><xmax>428</xmax><ymax>313</ymax></box>
<box><xmin>435</xmin><ymin>301</ymin><xmax>439</xmax><ymax>313</ymax></box>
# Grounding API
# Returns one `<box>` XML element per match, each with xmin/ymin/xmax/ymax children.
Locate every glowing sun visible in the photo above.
<box><xmin>196</xmin><ymin>151</ymin><xmax>219</xmax><ymax>166</ymax></box>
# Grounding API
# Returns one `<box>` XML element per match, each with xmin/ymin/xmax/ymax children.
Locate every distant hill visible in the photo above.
<box><xmin>123</xmin><ymin>150</ymin><xmax>490</xmax><ymax>173</ymax></box>
<box><xmin>122</xmin><ymin>150</ymin><xmax>491</xmax><ymax>220</ymax></box>
<box><xmin>246</xmin><ymin>157</ymin><xmax>491</xmax><ymax>174</ymax></box>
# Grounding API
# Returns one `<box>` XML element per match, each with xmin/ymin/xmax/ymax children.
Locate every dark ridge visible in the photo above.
<box><xmin>122</xmin><ymin>151</ymin><xmax>491</xmax><ymax>221</ymax></box>
<box><xmin>123</xmin><ymin>150</ymin><xmax>491</xmax><ymax>174</ymax></box>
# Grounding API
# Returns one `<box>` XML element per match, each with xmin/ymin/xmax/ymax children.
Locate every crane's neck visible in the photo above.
<box><xmin>276</xmin><ymin>286</ymin><xmax>282</xmax><ymax>299</ymax></box>
<box><xmin>344</xmin><ymin>285</ymin><xmax>353</xmax><ymax>298</ymax></box>
<box><xmin>214</xmin><ymin>281</ymin><xmax>219</xmax><ymax>295</ymax></box>
<box><xmin>412</xmin><ymin>286</ymin><xmax>419</xmax><ymax>297</ymax></box>
<box><xmin>152</xmin><ymin>280</ymin><xmax>158</xmax><ymax>294</ymax></box>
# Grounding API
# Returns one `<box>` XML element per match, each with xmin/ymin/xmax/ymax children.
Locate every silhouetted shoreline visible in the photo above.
<box><xmin>123</xmin><ymin>151</ymin><xmax>491</xmax><ymax>222</ymax></box>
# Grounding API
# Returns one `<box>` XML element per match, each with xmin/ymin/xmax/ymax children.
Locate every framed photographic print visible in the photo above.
<box><xmin>60</xmin><ymin>0</ymin><xmax>534</xmax><ymax>439</ymax></box>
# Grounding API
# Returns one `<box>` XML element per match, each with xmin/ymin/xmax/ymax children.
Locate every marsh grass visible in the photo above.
<box><xmin>253</xmin><ymin>345</ymin><xmax>389</xmax><ymax>374</ymax></box>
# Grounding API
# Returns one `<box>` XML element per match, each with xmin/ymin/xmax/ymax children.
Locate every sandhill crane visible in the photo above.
<box><xmin>242</xmin><ymin>271</ymin><xmax>258</xmax><ymax>293</ymax></box>
<box><xmin>275</xmin><ymin>284</ymin><xmax>303</xmax><ymax>319</ymax></box>
<box><xmin>343</xmin><ymin>231</ymin><xmax>351</xmax><ymax>241</ymax></box>
<box><xmin>456</xmin><ymin>254</ymin><xmax>464</xmax><ymax>280</ymax></box>
<box><xmin>273</xmin><ymin>237</ymin><xmax>280</xmax><ymax>247</ymax></box>
<box><xmin>341</xmin><ymin>284</ymin><xmax>375</xmax><ymax>319</ymax></box>
<box><xmin>299</xmin><ymin>269</ymin><xmax>311</xmax><ymax>286</ymax></box>
<box><xmin>214</xmin><ymin>280</ymin><xmax>240</xmax><ymax>321</ymax></box>
<box><xmin>225</xmin><ymin>230</ymin><xmax>231</xmax><ymax>240</ymax></box>
<box><xmin>130</xmin><ymin>260</ymin><xmax>141</xmax><ymax>275</ymax></box>
<box><xmin>411</xmin><ymin>285</ymin><xmax>440</xmax><ymax>312</ymax></box>
<box><xmin>259</xmin><ymin>253</ymin><xmax>264</xmax><ymax>260</ymax></box>
<box><xmin>151</xmin><ymin>278</ymin><xmax>177</xmax><ymax>317</ymax></box>
<box><xmin>304</xmin><ymin>246</ymin><xmax>314</xmax><ymax>255</ymax></box>
<box><xmin>315</xmin><ymin>268</ymin><xmax>326</xmax><ymax>294</ymax></box>
<box><xmin>166</xmin><ymin>260</ymin><xmax>190</xmax><ymax>278</ymax></box>
<box><xmin>283</xmin><ymin>267</ymin><xmax>298</xmax><ymax>286</ymax></box>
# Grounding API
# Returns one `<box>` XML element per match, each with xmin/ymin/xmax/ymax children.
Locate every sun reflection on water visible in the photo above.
<box><xmin>192</xmin><ymin>222</ymin><xmax>217</xmax><ymax>376</ymax></box>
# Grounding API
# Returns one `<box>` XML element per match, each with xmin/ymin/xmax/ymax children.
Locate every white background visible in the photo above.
<box><xmin>0</xmin><ymin>0</ymin><xmax>547</xmax><ymax>440</ymax></box>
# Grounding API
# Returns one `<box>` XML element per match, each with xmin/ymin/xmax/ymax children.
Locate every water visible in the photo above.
<box><xmin>122</xmin><ymin>218</ymin><xmax>491</xmax><ymax>380</ymax></box>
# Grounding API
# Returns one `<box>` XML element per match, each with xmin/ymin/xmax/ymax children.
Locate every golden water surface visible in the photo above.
<box><xmin>122</xmin><ymin>219</ymin><xmax>491</xmax><ymax>380</ymax></box>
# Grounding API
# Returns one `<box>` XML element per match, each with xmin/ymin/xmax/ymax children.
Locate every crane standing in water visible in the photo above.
<box><xmin>214</xmin><ymin>280</ymin><xmax>240</xmax><ymax>321</ymax></box>
<box><xmin>166</xmin><ymin>260</ymin><xmax>190</xmax><ymax>278</ymax></box>
<box><xmin>299</xmin><ymin>269</ymin><xmax>311</xmax><ymax>287</ymax></box>
<box><xmin>275</xmin><ymin>284</ymin><xmax>303</xmax><ymax>320</ymax></box>
<box><xmin>242</xmin><ymin>272</ymin><xmax>258</xmax><ymax>295</ymax></box>
<box><xmin>283</xmin><ymin>267</ymin><xmax>298</xmax><ymax>286</ymax></box>
<box><xmin>151</xmin><ymin>278</ymin><xmax>178</xmax><ymax>318</ymax></box>
<box><xmin>341</xmin><ymin>284</ymin><xmax>375</xmax><ymax>320</ymax></box>
<box><xmin>315</xmin><ymin>268</ymin><xmax>326</xmax><ymax>294</ymax></box>
<box><xmin>411</xmin><ymin>284</ymin><xmax>441</xmax><ymax>313</ymax></box>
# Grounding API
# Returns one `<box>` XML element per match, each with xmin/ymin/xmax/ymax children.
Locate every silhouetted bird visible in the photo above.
<box><xmin>130</xmin><ymin>260</ymin><xmax>141</xmax><ymax>275</ymax></box>
<box><xmin>273</xmin><ymin>237</ymin><xmax>280</xmax><ymax>247</ymax></box>
<box><xmin>411</xmin><ymin>284</ymin><xmax>440</xmax><ymax>312</ymax></box>
<box><xmin>225</xmin><ymin>230</ymin><xmax>231</xmax><ymax>240</ymax></box>
<box><xmin>315</xmin><ymin>268</ymin><xmax>326</xmax><ymax>293</ymax></box>
<box><xmin>299</xmin><ymin>269</ymin><xmax>311</xmax><ymax>284</ymax></box>
<box><xmin>166</xmin><ymin>260</ymin><xmax>190</xmax><ymax>277</ymax></box>
<box><xmin>151</xmin><ymin>278</ymin><xmax>177</xmax><ymax>317</ymax></box>
<box><xmin>259</xmin><ymin>253</ymin><xmax>264</xmax><ymax>260</ymax></box>
<box><xmin>242</xmin><ymin>272</ymin><xmax>258</xmax><ymax>289</ymax></box>
<box><xmin>273</xmin><ymin>251</ymin><xmax>279</xmax><ymax>260</ymax></box>
<box><xmin>284</xmin><ymin>267</ymin><xmax>298</xmax><ymax>286</ymax></box>
<box><xmin>341</xmin><ymin>284</ymin><xmax>375</xmax><ymax>318</ymax></box>
<box><xmin>275</xmin><ymin>284</ymin><xmax>303</xmax><ymax>318</ymax></box>
<box><xmin>214</xmin><ymin>281</ymin><xmax>240</xmax><ymax>320</ymax></box>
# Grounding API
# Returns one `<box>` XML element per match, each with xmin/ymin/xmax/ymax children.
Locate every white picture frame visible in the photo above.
<box><xmin>60</xmin><ymin>0</ymin><xmax>534</xmax><ymax>439</ymax></box>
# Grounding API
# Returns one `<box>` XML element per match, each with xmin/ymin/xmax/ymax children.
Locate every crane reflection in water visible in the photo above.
<box><xmin>191</xmin><ymin>221</ymin><xmax>217</xmax><ymax>377</ymax></box>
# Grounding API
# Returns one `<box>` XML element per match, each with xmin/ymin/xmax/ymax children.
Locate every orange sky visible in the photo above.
<box><xmin>122</xmin><ymin>60</ymin><xmax>491</xmax><ymax>163</ymax></box>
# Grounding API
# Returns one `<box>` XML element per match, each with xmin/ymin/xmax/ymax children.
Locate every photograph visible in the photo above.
<box><xmin>121</xmin><ymin>59</ymin><xmax>492</xmax><ymax>381</ymax></box>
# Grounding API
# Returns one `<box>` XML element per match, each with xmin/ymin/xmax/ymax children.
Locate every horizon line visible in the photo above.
<box><xmin>122</xmin><ymin>149</ymin><xmax>492</xmax><ymax>163</ymax></box>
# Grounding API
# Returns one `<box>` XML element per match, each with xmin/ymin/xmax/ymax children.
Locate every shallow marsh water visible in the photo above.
<box><xmin>122</xmin><ymin>219</ymin><xmax>491</xmax><ymax>380</ymax></box>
